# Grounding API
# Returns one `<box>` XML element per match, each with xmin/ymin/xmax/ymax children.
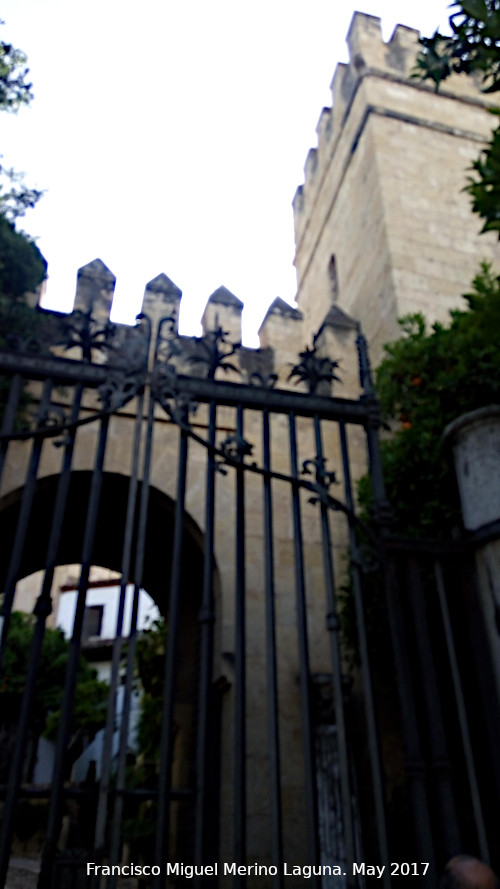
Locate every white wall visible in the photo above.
<box><xmin>56</xmin><ymin>584</ymin><xmax>160</xmax><ymax>640</ymax></box>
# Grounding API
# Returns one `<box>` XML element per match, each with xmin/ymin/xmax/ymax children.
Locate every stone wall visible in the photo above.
<box><xmin>1</xmin><ymin>256</ymin><xmax>364</xmax><ymax>876</ymax></box>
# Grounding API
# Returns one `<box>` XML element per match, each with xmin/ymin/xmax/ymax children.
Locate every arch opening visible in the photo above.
<box><xmin>0</xmin><ymin>471</ymin><xmax>217</xmax><ymax>869</ymax></box>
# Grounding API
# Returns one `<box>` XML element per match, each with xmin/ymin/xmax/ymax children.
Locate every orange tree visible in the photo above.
<box><xmin>368</xmin><ymin>264</ymin><xmax>500</xmax><ymax>537</ymax></box>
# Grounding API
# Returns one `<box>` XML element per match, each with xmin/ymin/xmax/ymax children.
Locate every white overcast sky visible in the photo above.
<box><xmin>1</xmin><ymin>1</ymin><xmax>452</xmax><ymax>343</ymax></box>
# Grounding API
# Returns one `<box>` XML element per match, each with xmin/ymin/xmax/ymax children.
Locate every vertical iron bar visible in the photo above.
<box><xmin>108</xmin><ymin>380</ymin><xmax>157</xmax><ymax>885</ymax></box>
<box><xmin>93</xmin><ymin>386</ymin><xmax>146</xmax><ymax>867</ymax></box>
<box><xmin>0</xmin><ymin>377</ymin><xmax>53</xmax><ymax>665</ymax></box>
<box><xmin>384</xmin><ymin>555</ymin><xmax>436</xmax><ymax>876</ymax></box>
<box><xmin>355</xmin><ymin>327</ymin><xmax>391</xmax><ymax>531</ymax></box>
<box><xmin>406</xmin><ymin>556</ymin><xmax>461</xmax><ymax>857</ymax></box>
<box><xmin>108</xmin><ymin>585</ymin><xmax>141</xmax><ymax>888</ymax></box>
<box><xmin>0</xmin><ymin>381</ymin><xmax>83</xmax><ymax>889</ymax></box>
<box><xmin>38</xmin><ymin>410</ymin><xmax>111</xmax><ymax>889</ymax></box>
<box><xmin>262</xmin><ymin>408</ymin><xmax>284</xmax><ymax>888</ymax></box>
<box><xmin>288</xmin><ymin>412</ymin><xmax>320</xmax><ymax>887</ymax></box>
<box><xmin>153</xmin><ymin>419</ymin><xmax>189</xmax><ymax>887</ymax></box>
<box><xmin>313</xmin><ymin>416</ymin><xmax>355</xmax><ymax>886</ymax></box>
<box><xmin>0</xmin><ymin>371</ymin><xmax>23</xmax><ymax>488</ymax></box>
<box><xmin>193</xmin><ymin>399</ymin><xmax>217</xmax><ymax>883</ymax></box>
<box><xmin>233</xmin><ymin>403</ymin><xmax>246</xmax><ymax>887</ymax></box>
<box><xmin>339</xmin><ymin>421</ymin><xmax>390</xmax><ymax>886</ymax></box>
<box><xmin>434</xmin><ymin>560</ymin><xmax>489</xmax><ymax>862</ymax></box>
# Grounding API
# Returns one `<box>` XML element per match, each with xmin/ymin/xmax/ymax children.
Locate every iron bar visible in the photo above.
<box><xmin>383</xmin><ymin>537</ymin><xmax>466</xmax><ymax>556</ymax></box>
<box><xmin>262</xmin><ymin>408</ymin><xmax>284</xmax><ymax>887</ymax></box>
<box><xmin>338</xmin><ymin>421</ymin><xmax>390</xmax><ymax>887</ymax></box>
<box><xmin>0</xmin><ymin>381</ymin><xmax>84</xmax><ymax>889</ymax></box>
<box><xmin>38</xmin><ymin>410</ymin><xmax>111</xmax><ymax>889</ymax></box>
<box><xmin>0</xmin><ymin>371</ymin><xmax>23</xmax><ymax>488</ymax></box>
<box><xmin>355</xmin><ymin>328</ymin><xmax>390</xmax><ymax>531</ymax></box>
<box><xmin>288</xmin><ymin>412</ymin><xmax>321</xmax><ymax>886</ymax></box>
<box><xmin>0</xmin><ymin>351</ymin><xmax>380</xmax><ymax>426</ymax></box>
<box><xmin>313</xmin><ymin>415</ymin><xmax>355</xmax><ymax>887</ymax></box>
<box><xmin>193</xmin><ymin>399</ymin><xmax>217</xmax><ymax>883</ymax></box>
<box><xmin>0</xmin><ymin>377</ymin><xmax>54</xmax><ymax>666</ymax></box>
<box><xmin>233</xmin><ymin>404</ymin><xmax>246</xmax><ymax>887</ymax></box>
<box><xmin>0</xmin><ymin>785</ymin><xmax>194</xmax><ymax>801</ymax></box>
<box><xmin>107</xmin><ymin>585</ymin><xmax>140</xmax><ymax>888</ymax></box>
<box><xmin>0</xmin><ymin>350</ymin><xmax>111</xmax><ymax>385</ymax></box>
<box><xmin>108</xmin><ymin>383</ymin><xmax>157</xmax><ymax>885</ymax></box>
<box><xmin>153</xmin><ymin>419</ymin><xmax>189</xmax><ymax>887</ymax></box>
<box><xmin>434</xmin><ymin>559</ymin><xmax>489</xmax><ymax>861</ymax></box>
<box><xmin>145</xmin><ymin>371</ymin><xmax>374</xmax><ymax>423</ymax></box>
<box><xmin>383</xmin><ymin>555</ymin><xmax>436</xmax><ymax>875</ymax></box>
<box><xmin>93</xmin><ymin>386</ymin><xmax>146</xmax><ymax>874</ymax></box>
<box><xmin>406</xmin><ymin>556</ymin><xmax>461</xmax><ymax>857</ymax></box>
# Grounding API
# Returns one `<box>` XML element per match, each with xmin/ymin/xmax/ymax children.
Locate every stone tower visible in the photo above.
<box><xmin>293</xmin><ymin>12</ymin><xmax>500</xmax><ymax>369</ymax></box>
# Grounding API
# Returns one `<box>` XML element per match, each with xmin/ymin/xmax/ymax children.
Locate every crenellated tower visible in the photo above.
<box><xmin>293</xmin><ymin>11</ymin><xmax>500</xmax><ymax>367</ymax></box>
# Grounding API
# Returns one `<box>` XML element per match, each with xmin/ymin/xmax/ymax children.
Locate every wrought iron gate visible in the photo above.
<box><xmin>0</xmin><ymin>286</ymin><xmax>498</xmax><ymax>888</ymax></box>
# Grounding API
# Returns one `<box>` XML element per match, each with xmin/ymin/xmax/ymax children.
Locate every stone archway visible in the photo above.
<box><xmin>0</xmin><ymin>470</ymin><xmax>216</xmax><ymax>869</ymax></box>
<box><xmin>0</xmin><ymin>471</ymin><xmax>205</xmax><ymax>601</ymax></box>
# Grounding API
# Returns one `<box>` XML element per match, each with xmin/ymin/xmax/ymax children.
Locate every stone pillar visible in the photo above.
<box><xmin>313</xmin><ymin>303</ymin><xmax>360</xmax><ymax>399</ymax></box>
<box><xmin>444</xmin><ymin>406</ymin><xmax>500</xmax><ymax>706</ymax></box>
<box><xmin>444</xmin><ymin>406</ymin><xmax>500</xmax><ymax>532</ymax></box>
<box><xmin>74</xmin><ymin>258</ymin><xmax>116</xmax><ymax>324</ymax></box>
<box><xmin>258</xmin><ymin>297</ymin><xmax>303</xmax><ymax>384</ymax></box>
<box><xmin>142</xmin><ymin>273</ymin><xmax>182</xmax><ymax>335</ymax></box>
<box><xmin>201</xmin><ymin>286</ymin><xmax>243</xmax><ymax>344</ymax></box>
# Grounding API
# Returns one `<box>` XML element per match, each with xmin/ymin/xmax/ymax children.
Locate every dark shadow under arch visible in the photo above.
<box><xmin>0</xmin><ymin>471</ymin><xmax>206</xmax><ymax>613</ymax></box>
<box><xmin>0</xmin><ymin>471</ymin><xmax>220</xmax><ymax>863</ymax></box>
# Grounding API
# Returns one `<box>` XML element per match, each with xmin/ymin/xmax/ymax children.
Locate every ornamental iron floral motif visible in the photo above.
<box><xmin>219</xmin><ymin>432</ymin><xmax>254</xmax><ymax>463</ymax></box>
<box><xmin>97</xmin><ymin>371</ymin><xmax>144</xmax><ymax>412</ymax></box>
<box><xmin>249</xmin><ymin>370</ymin><xmax>279</xmax><ymax>390</ymax></box>
<box><xmin>56</xmin><ymin>308</ymin><xmax>116</xmax><ymax>362</ymax></box>
<box><xmin>4</xmin><ymin>331</ymin><xmax>44</xmax><ymax>355</ymax></box>
<box><xmin>302</xmin><ymin>456</ymin><xmax>338</xmax><ymax>508</ymax></box>
<box><xmin>289</xmin><ymin>344</ymin><xmax>341</xmax><ymax>395</ymax></box>
<box><xmin>188</xmin><ymin>325</ymin><xmax>241</xmax><ymax>380</ymax></box>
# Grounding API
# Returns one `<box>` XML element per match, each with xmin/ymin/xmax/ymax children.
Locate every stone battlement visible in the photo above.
<box><xmin>30</xmin><ymin>258</ymin><xmax>363</xmax><ymax>399</ymax></box>
<box><xmin>39</xmin><ymin>258</ymin><xmax>303</xmax><ymax>359</ymax></box>
<box><xmin>293</xmin><ymin>11</ymin><xmax>493</xmax><ymax>249</ymax></box>
<box><xmin>292</xmin><ymin>10</ymin><xmax>500</xmax><ymax>358</ymax></box>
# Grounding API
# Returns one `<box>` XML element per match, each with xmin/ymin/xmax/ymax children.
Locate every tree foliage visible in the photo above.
<box><xmin>415</xmin><ymin>1</ymin><xmax>500</xmax><ymax>92</ymax></box>
<box><xmin>0</xmin><ymin>611</ymin><xmax>108</xmax><ymax>762</ymax></box>
<box><xmin>0</xmin><ymin>21</ymin><xmax>42</xmax><ymax>221</ymax></box>
<box><xmin>341</xmin><ymin>268</ymin><xmax>500</xmax><ymax>669</ymax></box>
<box><xmin>0</xmin><ymin>214</ymin><xmax>47</xmax><ymax>420</ymax></box>
<box><xmin>134</xmin><ymin>616</ymin><xmax>167</xmax><ymax>763</ymax></box>
<box><xmin>0</xmin><ymin>214</ymin><xmax>47</xmax><ymax>318</ymax></box>
<box><xmin>121</xmin><ymin>617</ymin><xmax>167</xmax><ymax>857</ymax></box>
<box><xmin>371</xmin><ymin>263</ymin><xmax>500</xmax><ymax>536</ymax></box>
<box><xmin>373</xmin><ymin>3</ymin><xmax>500</xmax><ymax>538</ymax></box>
<box><xmin>467</xmin><ymin>108</ymin><xmax>500</xmax><ymax>234</ymax></box>
<box><xmin>0</xmin><ymin>25</ymin><xmax>33</xmax><ymax>111</ymax></box>
<box><xmin>0</xmin><ymin>21</ymin><xmax>47</xmax><ymax>420</ymax></box>
<box><xmin>415</xmin><ymin>1</ymin><xmax>500</xmax><ymax>236</ymax></box>
<box><xmin>0</xmin><ymin>20</ymin><xmax>46</xmax><ymax>341</ymax></box>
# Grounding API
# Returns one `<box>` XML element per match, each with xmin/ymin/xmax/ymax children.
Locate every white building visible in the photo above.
<box><xmin>17</xmin><ymin>566</ymin><xmax>161</xmax><ymax>783</ymax></box>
